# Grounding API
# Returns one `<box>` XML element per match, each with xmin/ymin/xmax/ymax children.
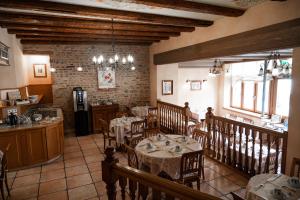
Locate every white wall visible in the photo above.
<box><xmin>0</xmin><ymin>28</ymin><xmax>27</xmax><ymax>89</ymax></box>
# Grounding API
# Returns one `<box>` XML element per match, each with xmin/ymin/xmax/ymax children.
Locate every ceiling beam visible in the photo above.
<box><xmin>130</xmin><ymin>0</ymin><xmax>245</xmax><ymax>17</ymax></box>
<box><xmin>20</xmin><ymin>40</ymin><xmax>152</xmax><ymax>46</ymax></box>
<box><xmin>0</xmin><ymin>11</ymin><xmax>195</xmax><ymax>33</ymax></box>
<box><xmin>0</xmin><ymin>0</ymin><xmax>213</xmax><ymax>27</ymax></box>
<box><xmin>16</xmin><ymin>35</ymin><xmax>163</xmax><ymax>42</ymax></box>
<box><xmin>4</xmin><ymin>25</ymin><xmax>180</xmax><ymax>37</ymax></box>
<box><xmin>154</xmin><ymin>18</ymin><xmax>300</xmax><ymax>65</ymax></box>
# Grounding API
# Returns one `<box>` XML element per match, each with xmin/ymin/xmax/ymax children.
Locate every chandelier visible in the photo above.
<box><xmin>92</xmin><ymin>19</ymin><xmax>135</xmax><ymax>71</ymax></box>
<box><xmin>208</xmin><ymin>59</ymin><xmax>223</xmax><ymax>77</ymax></box>
<box><xmin>258</xmin><ymin>52</ymin><xmax>292</xmax><ymax>78</ymax></box>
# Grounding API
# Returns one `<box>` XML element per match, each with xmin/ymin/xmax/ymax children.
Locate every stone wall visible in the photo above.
<box><xmin>23</xmin><ymin>44</ymin><xmax>150</xmax><ymax>132</ymax></box>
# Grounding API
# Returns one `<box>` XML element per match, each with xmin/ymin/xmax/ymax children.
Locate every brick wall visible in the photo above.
<box><xmin>23</xmin><ymin>44</ymin><xmax>150</xmax><ymax>132</ymax></box>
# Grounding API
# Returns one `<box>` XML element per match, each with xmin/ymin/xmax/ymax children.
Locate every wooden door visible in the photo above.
<box><xmin>46</xmin><ymin>124</ymin><xmax>62</xmax><ymax>159</ymax></box>
<box><xmin>26</xmin><ymin>128</ymin><xmax>48</xmax><ymax>165</ymax></box>
<box><xmin>0</xmin><ymin>132</ymin><xmax>21</xmax><ymax>169</ymax></box>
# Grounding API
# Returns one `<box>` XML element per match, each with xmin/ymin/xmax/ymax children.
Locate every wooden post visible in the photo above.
<box><xmin>102</xmin><ymin>147</ymin><xmax>119</xmax><ymax>200</ymax></box>
<box><xmin>205</xmin><ymin>107</ymin><xmax>214</xmax><ymax>153</ymax></box>
<box><xmin>281</xmin><ymin>131</ymin><xmax>288</xmax><ymax>174</ymax></box>
<box><xmin>184</xmin><ymin>102</ymin><xmax>190</xmax><ymax>136</ymax></box>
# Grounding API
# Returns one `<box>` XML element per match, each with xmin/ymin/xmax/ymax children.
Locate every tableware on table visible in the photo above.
<box><xmin>165</xmin><ymin>140</ymin><xmax>170</xmax><ymax>146</ymax></box>
<box><xmin>181</xmin><ymin>136</ymin><xmax>187</xmax><ymax>142</ymax></box>
<box><xmin>146</xmin><ymin>143</ymin><xmax>153</xmax><ymax>149</ymax></box>
<box><xmin>270</xmin><ymin>188</ymin><xmax>288</xmax><ymax>200</ymax></box>
<box><xmin>157</xmin><ymin>134</ymin><xmax>162</xmax><ymax>141</ymax></box>
<box><xmin>287</xmin><ymin>177</ymin><xmax>300</xmax><ymax>188</ymax></box>
<box><xmin>175</xmin><ymin>145</ymin><xmax>181</xmax><ymax>152</ymax></box>
<box><xmin>267</xmin><ymin>174</ymin><xmax>282</xmax><ymax>182</ymax></box>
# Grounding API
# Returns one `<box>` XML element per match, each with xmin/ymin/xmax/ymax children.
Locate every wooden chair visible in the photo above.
<box><xmin>176</xmin><ymin>150</ymin><xmax>204</xmax><ymax>190</ymax></box>
<box><xmin>146</xmin><ymin>113</ymin><xmax>158</xmax><ymax>128</ymax></box>
<box><xmin>129</xmin><ymin>120</ymin><xmax>146</xmax><ymax>139</ymax></box>
<box><xmin>128</xmin><ymin>135</ymin><xmax>144</xmax><ymax>148</ymax></box>
<box><xmin>192</xmin><ymin>129</ymin><xmax>207</xmax><ymax>179</ymax></box>
<box><xmin>230</xmin><ymin>192</ymin><xmax>245</xmax><ymax>200</ymax></box>
<box><xmin>0</xmin><ymin>144</ymin><xmax>11</xmax><ymax>200</ymax></box>
<box><xmin>148</xmin><ymin>107</ymin><xmax>157</xmax><ymax>116</ymax></box>
<box><xmin>144</xmin><ymin>127</ymin><xmax>160</xmax><ymax>138</ymax></box>
<box><xmin>99</xmin><ymin>118</ymin><xmax>116</xmax><ymax>149</ymax></box>
<box><xmin>290</xmin><ymin>157</ymin><xmax>300</xmax><ymax>177</ymax></box>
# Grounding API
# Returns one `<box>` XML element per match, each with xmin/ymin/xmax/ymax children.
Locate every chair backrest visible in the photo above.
<box><xmin>116</xmin><ymin>112</ymin><xmax>128</xmax><ymax>118</ymax></box>
<box><xmin>124</xmin><ymin>144</ymin><xmax>139</xmax><ymax>169</ymax></box>
<box><xmin>131</xmin><ymin>120</ymin><xmax>146</xmax><ymax>137</ymax></box>
<box><xmin>146</xmin><ymin>114</ymin><xmax>158</xmax><ymax>128</ymax></box>
<box><xmin>99</xmin><ymin>118</ymin><xmax>109</xmax><ymax>134</ymax></box>
<box><xmin>180</xmin><ymin>150</ymin><xmax>204</xmax><ymax>180</ymax></box>
<box><xmin>1</xmin><ymin>144</ymin><xmax>10</xmax><ymax>179</ymax></box>
<box><xmin>290</xmin><ymin>157</ymin><xmax>300</xmax><ymax>177</ymax></box>
<box><xmin>144</xmin><ymin>127</ymin><xmax>160</xmax><ymax>138</ymax></box>
<box><xmin>129</xmin><ymin>135</ymin><xmax>144</xmax><ymax>148</ymax></box>
<box><xmin>192</xmin><ymin>129</ymin><xmax>207</xmax><ymax>149</ymax></box>
<box><xmin>148</xmin><ymin>107</ymin><xmax>158</xmax><ymax>116</ymax></box>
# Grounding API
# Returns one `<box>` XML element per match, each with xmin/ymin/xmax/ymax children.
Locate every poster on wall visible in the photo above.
<box><xmin>33</xmin><ymin>64</ymin><xmax>47</xmax><ymax>78</ymax></box>
<box><xmin>97</xmin><ymin>68</ymin><xmax>116</xmax><ymax>89</ymax></box>
<box><xmin>162</xmin><ymin>80</ymin><xmax>173</xmax><ymax>95</ymax></box>
<box><xmin>190</xmin><ymin>80</ymin><xmax>202</xmax><ymax>90</ymax></box>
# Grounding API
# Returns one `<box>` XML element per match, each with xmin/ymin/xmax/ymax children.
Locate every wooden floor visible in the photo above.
<box><xmin>5</xmin><ymin>134</ymin><xmax>248</xmax><ymax>200</ymax></box>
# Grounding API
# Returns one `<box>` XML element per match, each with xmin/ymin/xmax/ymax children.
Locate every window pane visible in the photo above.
<box><xmin>232</xmin><ymin>81</ymin><xmax>242</xmax><ymax>107</ymax></box>
<box><xmin>256</xmin><ymin>81</ymin><xmax>270</xmax><ymax>113</ymax></box>
<box><xmin>243</xmin><ymin>81</ymin><xmax>255</xmax><ymax>110</ymax></box>
<box><xmin>276</xmin><ymin>79</ymin><xmax>292</xmax><ymax>116</ymax></box>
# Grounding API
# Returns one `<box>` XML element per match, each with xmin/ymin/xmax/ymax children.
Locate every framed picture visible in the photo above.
<box><xmin>98</xmin><ymin>68</ymin><xmax>116</xmax><ymax>89</ymax></box>
<box><xmin>190</xmin><ymin>80</ymin><xmax>202</xmax><ymax>90</ymax></box>
<box><xmin>33</xmin><ymin>64</ymin><xmax>47</xmax><ymax>78</ymax></box>
<box><xmin>162</xmin><ymin>80</ymin><xmax>173</xmax><ymax>95</ymax></box>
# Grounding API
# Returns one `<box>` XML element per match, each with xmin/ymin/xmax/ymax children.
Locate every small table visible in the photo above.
<box><xmin>131</xmin><ymin>106</ymin><xmax>150</xmax><ymax>118</ymax></box>
<box><xmin>135</xmin><ymin>134</ymin><xmax>202</xmax><ymax>179</ymax></box>
<box><xmin>110</xmin><ymin>116</ymin><xmax>142</xmax><ymax>144</ymax></box>
<box><xmin>246</xmin><ymin>173</ymin><xmax>300</xmax><ymax>200</ymax></box>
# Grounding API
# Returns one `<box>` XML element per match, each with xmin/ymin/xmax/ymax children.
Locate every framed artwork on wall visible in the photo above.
<box><xmin>190</xmin><ymin>80</ymin><xmax>202</xmax><ymax>90</ymax></box>
<box><xmin>98</xmin><ymin>68</ymin><xmax>116</xmax><ymax>89</ymax></box>
<box><xmin>33</xmin><ymin>64</ymin><xmax>47</xmax><ymax>78</ymax></box>
<box><xmin>162</xmin><ymin>80</ymin><xmax>173</xmax><ymax>95</ymax></box>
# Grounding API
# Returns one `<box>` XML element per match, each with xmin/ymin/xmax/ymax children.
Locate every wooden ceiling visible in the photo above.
<box><xmin>0</xmin><ymin>0</ymin><xmax>247</xmax><ymax>45</ymax></box>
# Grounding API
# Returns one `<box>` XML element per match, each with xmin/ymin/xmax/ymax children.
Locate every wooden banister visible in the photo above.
<box><xmin>205</xmin><ymin>107</ymin><xmax>288</xmax><ymax>176</ymax></box>
<box><xmin>102</xmin><ymin>146</ymin><xmax>221</xmax><ymax>200</ymax></box>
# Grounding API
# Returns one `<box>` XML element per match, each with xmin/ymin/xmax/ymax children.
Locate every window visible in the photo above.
<box><xmin>276</xmin><ymin>79</ymin><xmax>292</xmax><ymax>116</ymax></box>
<box><xmin>231</xmin><ymin>81</ymin><xmax>242</xmax><ymax>107</ymax></box>
<box><xmin>243</xmin><ymin>81</ymin><xmax>255</xmax><ymax>110</ymax></box>
<box><xmin>256</xmin><ymin>81</ymin><xmax>270</xmax><ymax>113</ymax></box>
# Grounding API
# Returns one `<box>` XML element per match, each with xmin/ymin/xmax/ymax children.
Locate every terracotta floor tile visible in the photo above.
<box><xmin>10</xmin><ymin>184</ymin><xmax>39</xmax><ymax>200</ymax></box>
<box><xmin>199</xmin><ymin>183</ymin><xmax>223</xmax><ymax>197</ymax></box>
<box><xmin>64</xmin><ymin>137</ymin><xmax>79</xmax><ymax>146</ymax></box>
<box><xmin>16</xmin><ymin>167</ymin><xmax>41</xmax><ymax>177</ymax></box>
<box><xmin>64</xmin><ymin>145</ymin><xmax>81</xmax><ymax>153</ymax></box>
<box><xmin>40</xmin><ymin>168</ymin><xmax>65</xmax><ymax>182</ymax></box>
<box><xmin>64</xmin><ymin>157</ymin><xmax>86</xmax><ymax>168</ymax></box>
<box><xmin>13</xmin><ymin>174</ymin><xmax>40</xmax><ymax>188</ymax></box>
<box><xmin>80</xmin><ymin>143</ymin><xmax>98</xmax><ymax>150</ymax></box>
<box><xmin>82</xmin><ymin>148</ymin><xmax>101</xmax><ymax>156</ymax></box>
<box><xmin>85</xmin><ymin>154</ymin><xmax>104</xmax><ymax>164</ymax></box>
<box><xmin>38</xmin><ymin>190</ymin><xmax>68</xmax><ymax>200</ymax></box>
<box><xmin>66</xmin><ymin>164</ymin><xmax>89</xmax><ymax>177</ymax></box>
<box><xmin>208</xmin><ymin>177</ymin><xmax>241</xmax><ymax>195</ymax></box>
<box><xmin>64</xmin><ymin>151</ymin><xmax>84</xmax><ymax>160</ymax></box>
<box><xmin>39</xmin><ymin>178</ymin><xmax>67</xmax><ymax>195</ymax></box>
<box><xmin>225</xmin><ymin>174</ymin><xmax>249</xmax><ymax>187</ymax></box>
<box><xmin>68</xmin><ymin>184</ymin><xmax>98</xmax><ymax>200</ymax></box>
<box><xmin>203</xmin><ymin>167</ymin><xmax>222</xmax><ymax>181</ymax></box>
<box><xmin>95</xmin><ymin>181</ymin><xmax>106</xmax><ymax>196</ymax></box>
<box><xmin>67</xmin><ymin>173</ymin><xmax>93</xmax><ymax>189</ymax></box>
<box><xmin>91</xmin><ymin>170</ymin><xmax>102</xmax><ymax>183</ymax></box>
<box><xmin>7</xmin><ymin>171</ymin><xmax>17</xmax><ymax>179</ymax></box>
<box><xmin>87</xmin><ymin>162</ymin><xmax>102</xmax><ymax>172</ymax></box>
<box><xmin>209</xmin><ymin>164</ymin><xmax>234</xmax><ymax>176</ymax></box>
<box><xmin>42</xmin><ymin>161</ymin><xmax>64</xmax><ymax>172</ymax></box>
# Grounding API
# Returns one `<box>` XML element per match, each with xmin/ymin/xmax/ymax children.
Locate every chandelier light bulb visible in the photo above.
<box><xmin>106</xmin><ymin>67</ymin><xmax>109</xmax><ymax>71</ymax></box>
<box><xmin>92</xmin><ymin>56</ymin><xmax>97</xmax><ymax>64</ymax></box>
<box><xmin>131</xmin><ymin>66</ymin><xmax>136</xmax><ymax>71</ymax></box>
<box><xmin>114</xmin><ymin>54</ymin><xmax>119</xmax><ymax>62</ymax></box>
<box><xmin>109</xmin><ymin>57</ymin><xmax>114</xmax><ymax>64</ymax></box>
<box><xmin>127</xmin><ymin>55</ymin><xmax>134</xmax><ymax>63</ymax></box>
<box><xmin>77</xmin><ymin>66</ymin><xmax>83</xmax><ymax>72</ymax></box>
<box><xmin>122</xmin><ymin>57</ymin><xmax>127</xmax><ymax>64</ymax></box>
<box><xmin>50</xmin><ymin>67</ymin><xmax>56</xmax><ymax>72</ymax></box>
<box><xmin>98</xmin><ymin>55</ymin><xmax>104</xmax><ymax>64</ymax></box>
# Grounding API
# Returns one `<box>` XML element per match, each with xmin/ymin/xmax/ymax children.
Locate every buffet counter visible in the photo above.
<box><xmin>0</xmin><ymin>108</ymin><xmax>64</xmax><ymax>170</ymax></box>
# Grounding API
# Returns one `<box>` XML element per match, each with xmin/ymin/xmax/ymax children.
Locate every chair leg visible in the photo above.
<box><xmin>0</xmin><ymin>181</ymin><xmax>5</xmax><ymax>200</ymax></box>
<box><xmin>197</xmin><ymin>179</ymin><xmax>200</xmax><ymax>190</ymax></box>
<box><xmin>108</xmin><ymin>139</ymin><xmax>111</xmax><ymax>146</ymax></box>
<box><xmin>4</xmin><ymin>173</ymin><xmax>10</xmax><ymax>196</ymax></box>
<box><xmin>202</xmin><ymin>167</ymin><xmax>205</xmax><ymax>180</ymax></box>
<box><xmin>104</xmin><ymin>136</ymin><xmax>106</xmax><ymax>150</ymax></box>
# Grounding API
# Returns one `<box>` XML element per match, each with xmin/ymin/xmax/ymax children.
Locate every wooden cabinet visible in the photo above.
<box><xmin>90</xmin><ymin>104</ymin><xmax>119</xmax><ymax>133</ymax></box>
<box><xmin>0</xmin><ymin>121</ymin><xmax>64</xmax><ymax>170</ymax></box>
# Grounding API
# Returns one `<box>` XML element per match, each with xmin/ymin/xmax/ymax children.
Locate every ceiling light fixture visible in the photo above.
<box><xmin>208</xmin><ymin>59</ymin><xmax>223</xmax><ymax>77</ymax></box>
<box><xmin>92</xmin><ymin>18</ymin><xmax>135</xmax><ymax>71</ymax></box>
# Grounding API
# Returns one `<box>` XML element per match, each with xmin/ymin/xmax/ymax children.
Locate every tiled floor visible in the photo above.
<box><xmin>4</xmin><ymin>134</ymin><xmax>248</xmax><ymax>200</ymax></box>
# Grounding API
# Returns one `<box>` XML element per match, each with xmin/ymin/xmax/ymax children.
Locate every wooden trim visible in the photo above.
<box><xmin>154</xmin><ymin>18</ymin><xmax>300</xmax><ymax>65</ymax></box>
<box><xmin>130</xmin><ymin>0</ymin><xmax>244</xmax><ymax>17</ymax></box>
<box><xmin>0</xmin><ymin>0</ymin><xmax>213</xmax><ymax>27</ymax></box>
<box><xmin>21</xmin><ymin>40</ymin><xmax>153</xmax><ymax>46</ymax></box>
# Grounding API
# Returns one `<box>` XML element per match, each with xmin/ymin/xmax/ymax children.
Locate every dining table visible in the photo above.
<box><xmin>135</xmin><ymin>134</ymin><xmax>203</xmax><ymax>179</ymax></box>
<box><xmin>246</xmin><ymin>173</ymin><xmax>300</xmax><ymax>200</ymax></box>
<box><xmin>131</xmin><ymin>106</ymin><xmax>150</xmax><ymax>118</ymax></box>
<box><xmin>109</xmin><ymin>116</ymin><xmax>142</xmax><ymax>144</ymax></box>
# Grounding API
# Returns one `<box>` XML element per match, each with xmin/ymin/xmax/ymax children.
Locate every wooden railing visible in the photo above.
<box><xmin>102</xmin><ymin>147</ymin><xmax>221</xmax><ymax>200</ymax></box>
<box><xmin>205</xmin><ymin>108</ymin><xmax>288</xmax><ymax>176</ymax></box>
<box><xmin>157</xmin><ymin>100</ymin><xmax>190</xmax><ymax>135</ymax></box>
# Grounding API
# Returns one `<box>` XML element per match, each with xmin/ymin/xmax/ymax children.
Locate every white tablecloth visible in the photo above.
<box><xmin>131</xmin><ymin>106</ymin><xmax>150</xmax><ymax>117</ymax></box>
<box><xmin>110</xmin><ymin>117</ymin><xmax>142</xmax><ymax>144</ymax></box>
<box><xmin>135</xmin><ymin>134</ymin><xmax>203</xmax><ymax>179</ymax></box>
<box><xmin>246</xmin><ymin>173</ymin><xmax>300</xmax><ymax>200</ymax></box>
